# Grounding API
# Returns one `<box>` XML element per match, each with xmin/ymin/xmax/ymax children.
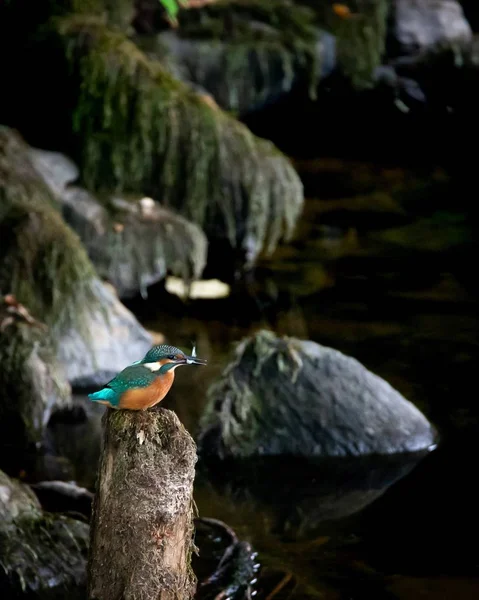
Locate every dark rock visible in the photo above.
<box><xmin>198</xmin><ymin>330</ymin><xmax>437</xmax><ymax>459</ymax></box>
<box><xmin>57</xmin><ymin>277</ymin><xmax>152</xmax><ymax>387</ymax></box>
<box><xmin>0</xmin><ymin>127</ymin><xmax>152</xmax><ymax>389</ymax></box>
<box><xmin>62</xmin><ymin>188</ymin><xmax>208</xmax><ymax>299</ymax></box>
<box><xmin>391</xmin><ymin>0</ymin><xmax>472</xmax><ymax>56</ymax></box>
<box><xmin>153</xmin><ymin>25</ymin><xmax>333</xmax><ymax>116</ymax></box>
<box><xmin>28</xmin><ymin>147</ymin><xmax>79</xmax><ymax>199</ymax></box>
<box><xmin>30</xmin><ymin>480</ymin><xmax>93</xmax><ymax>518</ymax></box>
<box><xmin>19</xmin><ymin>16</ymin><xmax>304</xmax><ymax>274</ymax></box>
<box><xmin>0</xmin><ymin>321</ymin><xmax>71</xmax><ymax>476</ymax></box>
<box><xmin>0</xmin><ymin>470</ymin><xmax>88</xmax><ymax>599</ymax></box>
<box><xmin>29</xmin><ymin>147</ymin><xmax>208</xmax><ymax>298</ymax></box>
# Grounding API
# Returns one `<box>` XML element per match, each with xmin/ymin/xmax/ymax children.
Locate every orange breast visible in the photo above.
<box><xmin>119</xmin><ymin>371</ymin><xmax>175</xmax><ymax>410</ymax></box>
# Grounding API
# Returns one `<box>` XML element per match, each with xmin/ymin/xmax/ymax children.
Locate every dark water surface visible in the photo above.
<box><xmin>51</xmin><ymin>159</ymin><xmax>478</xmax><ymax>599</ymax></box>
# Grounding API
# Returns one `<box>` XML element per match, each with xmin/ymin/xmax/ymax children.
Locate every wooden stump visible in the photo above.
<box><xmin>87</xmin><ymin>408</ymin><xmax>197</xmax><ymax>600</ymax></box>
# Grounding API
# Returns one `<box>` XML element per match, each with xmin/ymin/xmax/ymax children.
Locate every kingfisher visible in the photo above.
<box><xmin>88</xmin><ymin>344</ymin><xmax>207</xmax><ymax>410</ymax></box>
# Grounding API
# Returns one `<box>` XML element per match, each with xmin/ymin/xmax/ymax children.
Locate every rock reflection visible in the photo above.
<box><xmin>196</xmin><ymin>450</ymin><xmax>432</xmax><ymax>541</ymax></box>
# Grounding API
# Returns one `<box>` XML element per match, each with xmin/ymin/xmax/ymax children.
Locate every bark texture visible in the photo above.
<box><xmin>88</xmin><ymin>408</ymin><xmax>197</xmax><ymax>600</ymax></box>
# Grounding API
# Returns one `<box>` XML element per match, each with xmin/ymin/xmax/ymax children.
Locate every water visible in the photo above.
<box><xmin>49</xmin><ymin>158</ymin><xmax>478</xmax><ymax>599</ymax></box>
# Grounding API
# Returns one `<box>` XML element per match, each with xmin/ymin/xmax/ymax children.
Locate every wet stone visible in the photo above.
<box><xmin>198</xmin><ymin>330</ymin><xmax>437</xmax><ymax>459</ymax></box>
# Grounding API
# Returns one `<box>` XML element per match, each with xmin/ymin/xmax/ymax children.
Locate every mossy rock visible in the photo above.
<box><xmin>166</xmin><ymin>0</ymin><xmax>388</xmax><ymax>95</ymax></box>
<box><xmin>0</xmin><ymin>321</ymin><xmax>71</xmax><ymax>477</ymax></box>
<box><xmin>24</xmin><ymin>16</ymin><xmax>303</xmax><ymax>271</ymax></box>
<box><xmin>197</xmin><ymin>330</ymin><xmax>437</xmax><ymax>459</ymax></box>
<box><xmin>29</xmin><ymin>147</ymin><xmax>208</xmax><ymax>298</ymax></box>
<box><xmin>0</xmin><ymin>470</ymin><xmax>88</xmax><ymax>599</ymax></box>
<box><xmin>0</xmin><ymin>126</ymin><xmax>152</xmax><ymax>387</ymax></box>
<box><xmin>152</xmin><ymin>0</ymin><xmax>324</xmax><ymax>114</ymax></box>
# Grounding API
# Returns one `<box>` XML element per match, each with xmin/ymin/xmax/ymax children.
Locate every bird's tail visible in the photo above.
<box><xmin>88</xmin><ymin>387</ymin><xmax>118</xmax><ymax>406</ymax></box>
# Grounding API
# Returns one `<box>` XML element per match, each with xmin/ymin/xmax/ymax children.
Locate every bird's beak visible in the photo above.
<box><xmin>184</xmin><ymin>354</ymin><xmax>207</xmax><ymax>366</ymax></box>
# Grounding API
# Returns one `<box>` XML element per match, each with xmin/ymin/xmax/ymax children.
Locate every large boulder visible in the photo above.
<box><xmin>6</xmin><ymin>15</ymin><xmax>303</xmax><ymax>273</ymax></box>
<box><xmin>197</xmin><ymin>330</ymin><xmax>437</xmax><ymax>459</ymax></box>
<box><xmin>29</xmin><ymin>148</ymin><xmax>208</xmax><ymax>298</ymax></box>
<box><xmin>0</xmin><ymin>126</ymin><xmax>152</xmax><ymax>388</ymax></box>
<box><xmin>0</xmin><ymin>469</ymin><xmax>88</xmax><ymax>598</ymax></box>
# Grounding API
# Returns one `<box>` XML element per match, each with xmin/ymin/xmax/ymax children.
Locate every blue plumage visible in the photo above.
<box><xmin>88</xmin><ymin>364</ymin><xmax>157</xmax><ymax>407</ymax></box>
<box><xmin>88</xmin><ymin>386</ymin><xmax>120</xmax><ymax>407</ymax></box>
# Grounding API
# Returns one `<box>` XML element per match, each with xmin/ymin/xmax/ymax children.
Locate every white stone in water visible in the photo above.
<box><xmin>165</xmin><ymin>276</ymin><xmax>230</xmax><ymax>299</ymax></box>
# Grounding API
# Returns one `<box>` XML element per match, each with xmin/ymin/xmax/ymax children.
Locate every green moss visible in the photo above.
<box><xmin>49</xmin><ymin>16</ymin><xmax>303</xmax><ymax>264</ymax></box>
<box><xmin>0</xmin><ymin>128</ymin><xmax>97</xmax><ymax>338</ymax></box>
<box><xmin>0</xmin><ymin>324</ymin><xmax>70</xmax><ymax>469</ymax></box>
<box><xmin>175</xmin><ymin>0</ymin><xmax>320</xmax><ymax>103</ymax></box>
<box><xmin>176</xmin><ymin>0</ymin><xmax>388</xmax><ymax>91</ymax></box>
<box><xmin>332</xmin><ymin>0</ymin><xmax>388</xmax><ymax>89</ymax></box>
<box><xmin>199</xmin><ymin>330</ymin><xmax>305</xmax><ymax>456</ymax></box>
<box><xmin>0</xmin><ymin>471</ymin><xmax>88</xmax><ymax>597</ymax></box>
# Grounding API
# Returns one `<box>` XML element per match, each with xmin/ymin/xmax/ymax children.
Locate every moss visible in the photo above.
<box><xmin>331</xmin><ymin>0</ymin><xmax>388</xmax><ymax>89</ymax></box>
<box><xmin>171</xmin><ymin>0</ymin><xmax>320</xmax><ymax>106</ymax></box>
<box><xmin>0</xmin><ymin>323</ymin><xmax>71</xmax><ymax>474</ymax></box>
<box><xmin>0</xmin><ymin>471</ymin><xmax>88</xmax><ymax>597</ymax></box>
<box><xmin>199</xmin><ymin>330</ymin><xmax>304</xmax><ymax>457</ymax></box>
<box><xmin>47</xmin><ymin>15</ymin><xmax>303</xmax><ymax>266</ymax></box>
<box><xmin>176</xmin><ymin>0</ymin><xmax>387</xmax><ymax>91</ymax></box>
<box><xmin>0</xmin><ymin>127</ymin><xmax>97</xmax><ymax>338</ymax></box>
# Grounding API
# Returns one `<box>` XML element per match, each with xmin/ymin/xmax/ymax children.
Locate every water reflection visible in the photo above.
<box><xmin>195</xmin><ymin>452</ymin><xmax>431</xmax><ymax>543</ymax></box>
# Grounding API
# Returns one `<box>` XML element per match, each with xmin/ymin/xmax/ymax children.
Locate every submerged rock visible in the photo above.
<box><xmin>0</xmin><ymin>127</ymin><xmax>152</xmax><ymax>388</ymax></box>
<box><xmin>0</xmin><ymin>470</ymin><xmax>88</xmax><ymax>598</ymax></box>
<box><xmin>197</xmin><ymin>330</ymin><xmax>436</xmax><ymax>459</ymax></box>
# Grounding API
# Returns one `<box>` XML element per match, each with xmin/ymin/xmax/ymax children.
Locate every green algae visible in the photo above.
<box><xmin>48</xmin><ymin>15</ymin><xmax>303</xmax><ymax>264</ymax></box>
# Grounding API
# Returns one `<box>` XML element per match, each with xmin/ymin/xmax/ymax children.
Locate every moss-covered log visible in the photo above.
<box><xmin>88</xmin><ymin>408</ymin><xmax>197</xmax><ymax>600</ymax></box>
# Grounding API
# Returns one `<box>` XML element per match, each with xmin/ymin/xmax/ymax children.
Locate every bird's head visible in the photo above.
<box><xmin>140</xmin><ymin>344</ymin><xmax>207</xmax><ymax>374</ymax></box>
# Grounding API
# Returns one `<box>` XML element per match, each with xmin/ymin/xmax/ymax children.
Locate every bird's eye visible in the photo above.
<box><xmin>167</xmin><ymin>354</ymin><xmax>176</xmax><ymax>360</ymax></box>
